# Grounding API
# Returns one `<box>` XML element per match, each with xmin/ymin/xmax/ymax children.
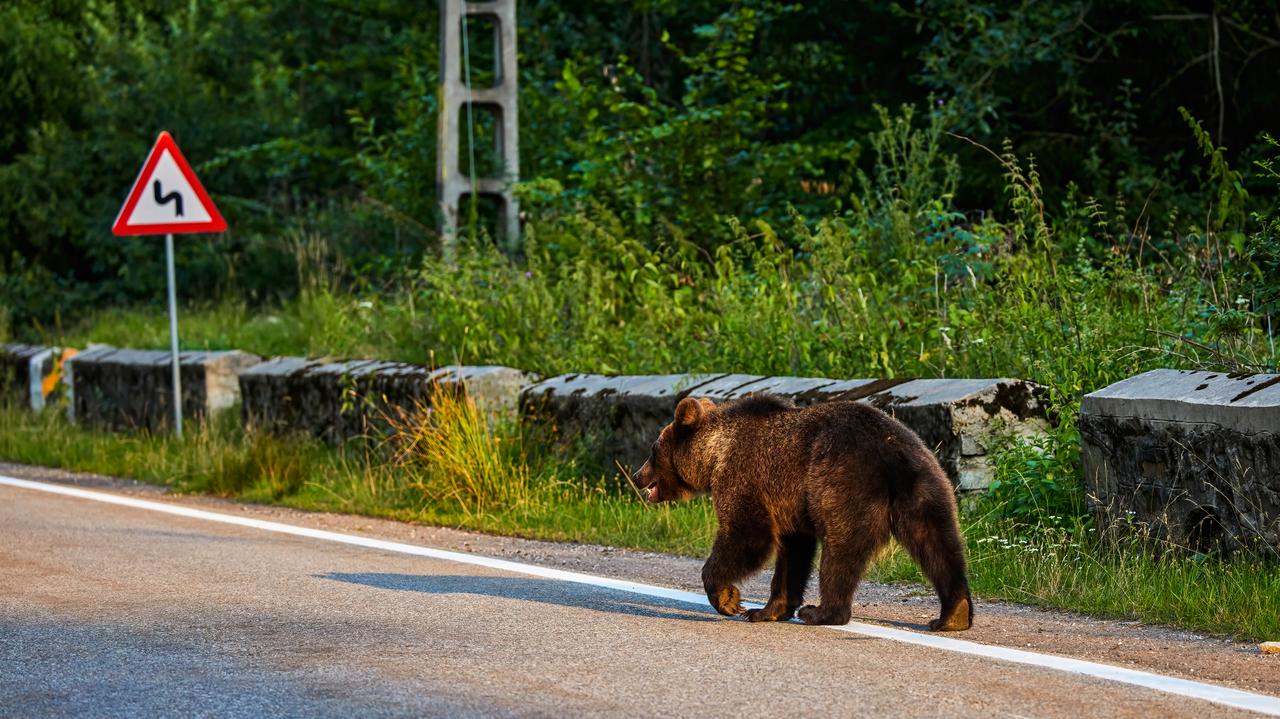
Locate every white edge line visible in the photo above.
<box><xmin>3</xmin><ymin>474</ymin><xmax>1277</xmax><ymax>717</ymax></box>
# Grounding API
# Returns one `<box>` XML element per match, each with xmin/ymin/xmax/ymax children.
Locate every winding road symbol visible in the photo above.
<box><xmin>112</xmin><ymin>131</ymin><xmax>226</xmax><ymax>235</ymax></box>
<box><xmin>152</xmin><ymin>180</ymin><xmax>184</xmax><ymax>217</ymax></box>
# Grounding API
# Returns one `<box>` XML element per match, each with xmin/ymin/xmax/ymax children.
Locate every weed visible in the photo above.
<box><xmin>391</xmin><ymin>388</ymin><xmax>536</xmax><ymax>516</ymax></box>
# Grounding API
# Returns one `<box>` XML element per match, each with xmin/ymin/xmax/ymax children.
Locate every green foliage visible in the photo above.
<box><xmin>982</xmin><ymin>430</ymin><xmax>1086</xmax><ymax>530</ymax></box>
<box><xmin>0</xmin><ymin>0</ymin><xmax>436</xmax><ymax>326</ymax></box>
<box><xmin>58</xmin><ymin>107</ymin><xmax>1270</xmax><ymax>397</ymax></box>
<box><xmin>7</xmin><ymin>0</ymin><xmax>1278</xmax><ymax>330</ymax></box>
<box><xmin>1246</xmin><ymin>134</ymin><xmax>1280</xmax><ymax>323</ymax></box>
<box><xmin>1180</xmin><ymin>107</ymin><xmax>1249</xmax><ymax>231</ymax></box>
<box><xmin>540</xmin><ymin>2</ymin><xmax>858</xmax><ymax>243</ymax></box>
<box><xmin>910</xmin><ymin>0</ymin><xmax>1280</xmax><ymax>209</ymax></box>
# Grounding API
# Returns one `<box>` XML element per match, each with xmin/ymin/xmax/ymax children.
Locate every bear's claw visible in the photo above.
<box><xmin>710</xmin><ymin>585</ymin><xmax>743</xmax><ymax>617</ymax></box>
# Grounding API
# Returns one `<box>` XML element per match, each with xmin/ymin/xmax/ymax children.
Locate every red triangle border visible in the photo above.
<box><xmin>111</xmin><ymin>131</ymin><xmax>227</xmax><ymax>236</ymax></box>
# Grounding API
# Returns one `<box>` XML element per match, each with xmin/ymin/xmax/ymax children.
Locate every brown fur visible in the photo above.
<box><xmin>633</xmin><ymin>394</ymin><xmax>972</xmax><ymax>631</ymax></box>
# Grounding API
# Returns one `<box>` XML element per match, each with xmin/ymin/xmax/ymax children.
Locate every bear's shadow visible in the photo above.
<box><xmin>318</xmin><ymin>572</ymin><xmax>936</xmax><ymax>632</ymax></box>
<box><xmin>317</xmin><ymin>572</ymin><xmax>719</xmax><ymax>623</ymax></box>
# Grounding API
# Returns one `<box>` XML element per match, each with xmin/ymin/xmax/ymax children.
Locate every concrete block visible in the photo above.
<box><xmin>1081</xmin><ymin>369</ymin><xmax>1280</xmax><ymax>552</ymax></box>
<box><xmin>240</xmin><ymin>357</ymin><xmax>536</xmax><ymax>444</ymax></box>
<box><xmin>1</xmin><ymin>343</ymin><xmax>61</xmax><ymax>411</ymax></box>
<box><xmin>520</xmin><ymin>373</ymin><xmax>727</xmax><ymax>470</ymax></box>
<box><xmin>238</xmin><ymin>356</ymin><xmax>328</xmax><ymax>434</ymax></box>
<box><xmin>522</xmin><ymin>373</ymin><xmax>1049</xmax><ymax>488</ymax></box>
<box><xmin>66</xmin><ymin>348</ymin><xmax>261</xmax><ymax>432</ymax></box>
<box><xmin>859</xmin><ymin>378</ymin><xmax>1050</xmax><ymax>490</ymax></box>
<box><xmin>437</xmin><ymin>365</ymin><xmax>533</xmax><ymax>416</ymax></box>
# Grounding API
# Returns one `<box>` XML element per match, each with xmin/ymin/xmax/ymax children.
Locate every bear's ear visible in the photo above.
<box><xmin>698</xmin><ymin>398</ymin><xmax>716</xmax><ymax>412</ymax></box>
<box><xmin>674</xmin><ymin>397</ymin><xmax>705</xmax><ymax>429</ymax></box>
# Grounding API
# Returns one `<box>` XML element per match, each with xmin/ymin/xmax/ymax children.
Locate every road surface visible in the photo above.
<box><xmin>1</xmin><ymin>467</ymin><xmax>1277</xmax><ymax>718</ymax></box>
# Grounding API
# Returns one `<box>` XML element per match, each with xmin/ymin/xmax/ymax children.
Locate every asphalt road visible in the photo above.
<box><xmin>1</xmin><ymin>476</ymin><xmax>1275</xmax><ymax>718</ymax></box>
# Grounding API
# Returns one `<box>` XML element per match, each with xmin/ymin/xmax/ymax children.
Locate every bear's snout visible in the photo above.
<box><xmin>632</xmin><ymin>460</ymin><xmax>661</xmax><ymax>502</ymax></box>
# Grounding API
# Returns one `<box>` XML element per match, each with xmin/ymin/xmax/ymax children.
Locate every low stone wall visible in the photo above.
<box><xmin>66</xmin><ymin>347</ymin><xmax>262</xmax><ymax>431</ymax></box>
<box><xmin>519</xmin><ymin>373</ymin><xmax>719</xmax><ymax>473</ymax></box>
<box><xmin>1</xmin><ymin>343</ymin><xmax>61</xmax><ymax>411</ymax></box>
<box><xmin>520</xmin><ymin>373</ymin><xmax>1049</xmax><ymax>489</ymax></box>
<box><xmin>239</xmin><ymin>357</ymin><xmax>535</xmax><ymax>444</ymax></box>
<box><xmin>1081</xmin><ymin>369</ymin><xmax>1280</xmax><ymax>553</ymax></box>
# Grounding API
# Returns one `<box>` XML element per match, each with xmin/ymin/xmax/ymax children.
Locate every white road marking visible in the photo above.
<box><xmin>3</xmin><ymin>474</ymin><xmax>1277</xmax><ymax>717</ymax></box>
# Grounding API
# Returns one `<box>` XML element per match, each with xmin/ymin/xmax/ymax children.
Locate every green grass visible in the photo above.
<box><xmin>4</xmin><ymin>399</ymin><xmax>1277</xmax><ymax>642</ymax></box>
<box><xmin>0</xmin><ymin>401</ymin><xmax>716</xmax><ymax>556</ymax></box>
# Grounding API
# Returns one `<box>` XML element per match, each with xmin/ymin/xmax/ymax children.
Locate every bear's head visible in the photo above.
<box><xmin>633</xmin><ymin>397</ymin><xmax>716</xmax><ymax>503</ymax></box>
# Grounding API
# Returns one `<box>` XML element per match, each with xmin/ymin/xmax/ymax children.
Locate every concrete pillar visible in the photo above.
<box><xmin>438</xmin><ymin>0</ymin><xmax>520</xmax><ymax>257</ymax></box>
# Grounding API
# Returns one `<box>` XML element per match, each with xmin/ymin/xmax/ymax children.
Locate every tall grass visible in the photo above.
<box><xmin>391</xmin><ymin>389</ymin><xmax>537</xmax><ymax>515</ymax></box>
<box><xmin>384</xmin><ymin>388</ymin><xmax>719</xmax><ymax>552</ymax></box>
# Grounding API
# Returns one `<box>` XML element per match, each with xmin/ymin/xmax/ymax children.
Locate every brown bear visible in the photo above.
<box><xmin>632</xmin><ymin>394</ymin><xmax>972</xmax><ymax>630</ymax></box>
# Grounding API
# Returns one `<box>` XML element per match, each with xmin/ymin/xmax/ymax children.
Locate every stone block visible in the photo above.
<box><xmin>1081</xmin><ymin>369</ymin><xmax>1280</xmax><ymax>552</ymax></box>
<box><xmin>687</xmin><ymin>374</ymin><xmax>909</xmax><ymax>406</ymax></box>
<box><xmin>238</xmin><ymin>356</ymin><xmax>329</xmax><ymax>435</ymax></box>
<box><xmin>66</xmin><ymin>348</ymin><xmax>261</xmax><ymax>431</ymax></box>
<box><xmin>437</xmin><ymin>365</ymin><xmax>534</xmax><ymax>416</ymax></box>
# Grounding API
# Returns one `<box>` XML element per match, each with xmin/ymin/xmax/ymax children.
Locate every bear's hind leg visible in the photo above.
<box><xmin>797</xmin><ymin>524</ymin><xmax>886</xmax><ymax>626</ymax></box>
<box><xmin>745</xmin><ymin>533</ymin><xmax>816</xmax><ymax>622</ymax></box>
<box><xmin>891</xmin><ymin>492</ymin><xmax>972</xmax><ymax>631</ymax></box>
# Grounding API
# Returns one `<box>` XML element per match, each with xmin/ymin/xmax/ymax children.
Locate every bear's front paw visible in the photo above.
<box><xmin>797</xmin><ymin>604</ymin><xmax>851</xmax><ymax>625</ymax></box>
<box><xmin>708</xmin><ymin>584</ymin><xmax>743</xmax><ymax>617</ymax></box>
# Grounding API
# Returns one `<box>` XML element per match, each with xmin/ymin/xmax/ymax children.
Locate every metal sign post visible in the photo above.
<box><xmin>164</xmin><ymin>233</ymin><xmax>183</xmax><ymax>437</ymax></box>
<box><xmin>112</xmin><ymin>132</ymin><xmax>227</xmax><ymax>437</ymax></box>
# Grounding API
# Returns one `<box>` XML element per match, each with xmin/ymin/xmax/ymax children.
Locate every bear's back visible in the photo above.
<box><xmin>705</xmin><ymin>395</ymin><xmax>941</xmax><ymax>501</ymax></box>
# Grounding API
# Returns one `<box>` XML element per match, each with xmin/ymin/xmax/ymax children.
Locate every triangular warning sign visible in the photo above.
<box><xmin>112</xmin><ymin>131</ymin><xmax>226</xmax><ymax>235</ymax></box>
